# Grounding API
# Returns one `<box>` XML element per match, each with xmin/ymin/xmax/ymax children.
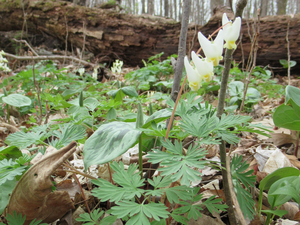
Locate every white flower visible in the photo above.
<box><xmin>198</xmin><ymin>30</ymin><xmax>224</xmax><ymax>66</ymax></box>
<box><xmin>184</xmin><ymin>56</ymin><xmax>202</xmax><ymax>91</ymax></box>
<box><xmin>191</xmin><ymin>51</ymin><xmax>214</xmax><ymax>82</ymax></box>
<box><xmin>222</xmin><ymin>13</ymin><xmax>242</xmax><ymax>50</ymax></box>
<box><xmin>78</xmin><ymin>68</ymin><xmax>85</xmax><ymax>76</ymax></box>
<box><xmin>111</xmin><ymin>59</ymin><xmax>123</xmax><ymax>75</ymax></box>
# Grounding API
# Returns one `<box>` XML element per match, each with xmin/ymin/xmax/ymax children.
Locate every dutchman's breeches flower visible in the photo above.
<box><xmin>222</xmin><ymin>13</ymin><xmax>242</xmax><ymax>50</ymax></box>
<box><xmin>184</xmin><ymin>56</ymin><xmax>202</xmax><ymax>91</ymax></box>
<box><xmin>198</xmin><ymin>29</ymin><xmax>224</xmax><ymax>66</ymax></box>
<box><xmin>191</xmin><ymin>51</ymin><xmax>214</xmax><ymax>82</ymax></box>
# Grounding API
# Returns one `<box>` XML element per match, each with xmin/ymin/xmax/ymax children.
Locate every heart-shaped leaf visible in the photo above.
<box><xmin>83</xmin><ymin>122</ymin><xmax>142</xmax><ymax>169</ymax></box>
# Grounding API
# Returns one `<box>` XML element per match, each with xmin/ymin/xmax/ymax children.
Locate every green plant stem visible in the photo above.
<box><xmin>216</xmin><ymin>48</ymin><xmax>238</xmax><ymax>225</ymax></box>
<box><xmin>139</xmin><ymin>135</ymin><xmax>143</xmax><ymax>179</ymax></box>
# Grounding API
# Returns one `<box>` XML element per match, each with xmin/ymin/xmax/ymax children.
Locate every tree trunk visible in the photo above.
<box><xmin>260</xmin><ymin>0</ymin><xmax>268</xmax><ymax>17</ymax></box>
<box><xmin>276</xmin><ymin>0</ymin><xmax>287</xmax><ymax>15</ymax></box>
<box><xmin>1</xmin><ymin>1</ymin><xmax>300</xmax><ymax>73</ymax></box>
<box><xmin>164</xmin><ymin>0</ymin><xmax>169</xmax><ymax>16</ymax></box>
<box><xmin>142</xmin><ymin>0</ymin><xmax>145</xmax><ymax>13</ymax></box>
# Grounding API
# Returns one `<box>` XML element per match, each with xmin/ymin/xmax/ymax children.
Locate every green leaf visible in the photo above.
<box><xmin>0</xmin><ymin>146</ymin><xmax>22</xmax><ymax>160</ymax></box>
<box><xmin>0</xmin><ymin>180</ymin><xmax>17</xmax><ymax>214</ymax></box>
<box><xmin>285</xmin><ymin>85</ymin><xmax>300</xmax><ymax>107</ymax></box>
<box><xmin>83</xmin><ymin>122</ymin><xmax>142</xmax><ymax>169</ymax></box>
<box><xmin>49</xmin><ymin>123</ymin><xmax>86</xmax><ymax>149</ymax></box>
<box><xmin>2</xmin><ymin>94</ymin><xmax>31</xmax><ymax>107</ymax></box>
<box><xmin>106</xmin><ymin>107</ymin><xmax>117</xmax><ymax>121</ymax></box>
<box><xmin>121</xmin><ymin>86</ymin><xmax>138</xmax><ymax>97</ymax></box>
<box><xmin>273</xmin><ymin>104</ymin><xmax>300</xmax><ymax>131</ymax></box>
<box><xmin>202</xmin><ymin>195</ymin><xmax>228</xmax><ymax>214</ymax></box>
<box><xmin>165</xmin><ymin>186</ymin><xmax>192</xmax><ymax>204</ymax></box>
<box><xmin>147</xmin><ymin>140</ymin><xmax>207</xmax><ymax>186</ymax></box>
<box><xmin>0</xmin><ymin>159</ymin><xmax>27</xmax><ymax>185</ymax></box>
<box><xmin>231</xmin><ymin>155</ymin><xmax>256</xmax><ymax>220</ymax></box>
<box><xmin>136</xmin><ymin>103</ymin><xmax>144</xmax><ymax>128</ymax></box>
<box><xmin>5</xmin><ymin>125</ymin><xmax>50</xmax><ymax>149</ymax></box>
<box><xmin>143</xmin><ymin>109</ymin><xmax>172</xmax><ymax>128</ymax></box>
<box><xmin>5</xmin><ymin>211</ymin><xmax>26</xmax><ymax>225</ymax></box>
<box><xmin>258</xmin><ymin>167</ymin><xmax>300</xmax><ymax>215</ymax></box>
<box><xmin>92</xmin><ymin>162</ymin><xmax>145</xmax><ymax>202</ymax></box>
<box><xmin>267</xmin><ymin>176</ymin><xmax>300</xmax><ymax>208</ymax></box>
<box><xmin>76</xmin><ymin>208</ymin><xmax>105</xmax><ymax>224</ymax></box>
<box><xmin>261</xmin><ymin>209</ymin><xmax>288</xmax><ymax>218</ymax></box>
<box><xmin>111</xmin><ymin>201</ymin><xmax>169</xmax><ymax>224</ymax></box>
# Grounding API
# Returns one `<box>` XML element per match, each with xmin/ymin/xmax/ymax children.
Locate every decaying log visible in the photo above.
<box><xmin>0</xmin><ymin>0</ymin><xmax>299</xmax><ymax>73</ymax></box>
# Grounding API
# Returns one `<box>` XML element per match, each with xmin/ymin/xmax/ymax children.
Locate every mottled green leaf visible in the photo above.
<box><xmin>83</xmin><ymin>122</ymin><xmax>142</xmax><ymax>169</ymax></box>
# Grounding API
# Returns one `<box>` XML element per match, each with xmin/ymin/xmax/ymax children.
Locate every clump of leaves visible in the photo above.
<box><xmin>91</xmin><ymin>161</ymin><xmax>227</xmax><ymax>224</ymax></box>
<box><xmin>125</xmin><ymin>52</ymin><xmax>175</xmax><ymax>91</ymax></box>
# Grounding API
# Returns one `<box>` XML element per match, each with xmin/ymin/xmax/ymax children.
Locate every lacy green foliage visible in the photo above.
<box><xmin>0</xmin><ymin>211</ymin><xmax>47</xmax><ymax>225</ymax></box>
<box><xmin>5</xmin><ymin>123</ymin><xmax>85</xmax><ymax>150</ymax></box>
<box><xmin>0</xmin><ymin>159</ymin><xmax>27</xmax><ymax>186</ymax></box>
<box><xmin>180</xmin><ymin>109</ymin><xmax>251</xmax><ymax>144</ymax></box>
<box><xmin>92</xmin><ymin>162</ymin><xmax>169</xmax><ymax>224</ymax></box>
<box><xmin>172</xmin><ymin>187</ymin><xmax>228</xmax><ymax>221</ymax></box>
<box><xmin>166</xmin><ymin>92</ymin><xmax>204</xmax><ymax>117</ymax></box>
<box><xmin>231</xmin><ymin>155</ymin><xmax>256</xmax><ymax>220</ymax></box>
<box><xmin>48</xmin><ymin>123</ymin><xmax>86</xmax><ymax>149</ymax></box>
<box><xmin>111</xmin><ymin>201</ymin><xmax>169</xmax><ymax>225</ymax></box>
<box><xmin>147</xmin><ymin>140</ymin><xmax>207</xmax><ymax>186</ymax></box>
<box><xmin>75</xmin><ymin>208</ymin><xmax>117</xmax><ymax>225</ymax></box>
<box><xmin>92</xmin><ymin>162</ymin><xmax>145</xmax><ymax>202</ymax></box>
<box><xmin>0</xmin><ymin>144</ymin><xmax>32</xmax><ymax>214</ymax></box>
<box><xmin>92</xmin><ymin>162</ymin><xmax>226</xmax><ymax>225</ymax></box>
<box><xmin>5</xmin><ymin>125</ymin><xmax>50</xmax><ymax>149</ymax></box>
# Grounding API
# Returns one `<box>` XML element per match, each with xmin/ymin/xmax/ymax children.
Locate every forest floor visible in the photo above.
<box><xmin>0</xmin><ymin>46</ymin><xmax>300</xmax><ymax>225</ymax></box>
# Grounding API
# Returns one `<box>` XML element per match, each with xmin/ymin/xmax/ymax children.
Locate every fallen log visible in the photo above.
<box><xmin>0</xmin><ymin>0</ymin><xmax>299</xmax><ymax>73</ymax></box>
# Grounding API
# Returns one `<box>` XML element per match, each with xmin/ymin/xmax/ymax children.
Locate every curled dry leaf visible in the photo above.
<box><xmin>5</xmin><ymin>141</ymin><xmax>77</xmax><ymax>225</ymax></box>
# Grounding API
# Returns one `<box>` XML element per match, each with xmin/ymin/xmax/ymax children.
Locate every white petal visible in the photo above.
<box><xmin>184</xmin><ymin>56</ymin><xmax>198</xmax><ymax>83</ymax></box>
<box><xmin>222</xmin><ymin>13</ymin><xmax>230</xmax><ymax>26</ymax></box>
<box><xmin>198</xmin><ymin>32</ymin><xmax>214</xmax><ymax>59</ymax></box>
<box><xmin>215</xmin><ymin>29</ymin><xmax>224</xmax><ymax>56</ymax></box>
<box><xmin>231</xmin><ymin>17</ymin><xmax>241</xmax><ymax>40</ymax></box>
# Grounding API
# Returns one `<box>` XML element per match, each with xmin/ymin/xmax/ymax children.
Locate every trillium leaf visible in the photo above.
<box><xmin>121</xmin><ymin>86</ymin><xmax>139</xmax><ymax>97</ymax></box>
<box><xmin>285</xmin><ymin>85</ymin><xmax>300</xmax><ymax>107</ymax></box>
<box><xmin>143</xmin><ymin>109</ymin><xmax>172</xmax><ymax>128</ymax></box>
<box><xmin>2</xmin><ymin>94</ymin><xmax>31</xmax><ymax>107</ymax></box>
<box><xmin>273</xmin><ymin>104</ymin><xmax>300</xmax><ymax>131</ymax></box>
<box><xmin>83</xmin><ymin>121</ymin><xmax>142</xmax><ymax>169</ymax></box>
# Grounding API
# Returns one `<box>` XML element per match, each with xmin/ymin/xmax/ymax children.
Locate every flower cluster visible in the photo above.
<box><xmin>0</xmin><ymin>50</ymin><xmax>11</xmax><ymax>72</ymax></box>
<box><xmin>184</xmin><ymin>13</ymin><xmax>241</xmax><ymax>91</ymax></box>
<box><xmin>111</xmin><ymin>59</ymin><xmax>123</xmax><ymax>75</ymax></box>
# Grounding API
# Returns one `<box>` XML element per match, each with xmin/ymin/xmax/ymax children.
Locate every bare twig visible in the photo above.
<box><xmin>12</xmin><ymin>39</ymin><xmax>39</xmax><ymax>56</ymax></box>
<box><xmin>240</xmin><ymin>9</ymin><xmax>260</xmax><ymax>112</ymax></box>
<box><xmin>286</xmin><ymin>17</ymin><xmax>291</xmax><ymax>85</ymax></box>
<box><xmin>4</xmin><ymin>52</ymin><xmax>96</xmax><ymax>66</ymax></box>
<box><xmin>64</xmin><ymin>15</ymin><xmax>69</xmax><ymax>65</ymax></box>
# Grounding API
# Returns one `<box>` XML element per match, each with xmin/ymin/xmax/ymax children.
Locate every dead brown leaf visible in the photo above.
<box><xmin>5</xmin><ymin>141</ymin><xmax>77</xmax><ymax>225</ymax></box>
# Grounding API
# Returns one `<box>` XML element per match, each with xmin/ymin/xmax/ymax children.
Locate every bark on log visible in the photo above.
<box><xmin>0</xmin><ymin>0</ymin><xmax>299</xmax><ymax>73</ymax></box>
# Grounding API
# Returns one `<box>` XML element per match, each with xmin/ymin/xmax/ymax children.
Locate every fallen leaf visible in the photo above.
<box><xmin>5</xmin><ymin>141</ymin><xmax>77</xmax><ymax>225</ymax></box>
